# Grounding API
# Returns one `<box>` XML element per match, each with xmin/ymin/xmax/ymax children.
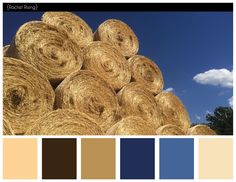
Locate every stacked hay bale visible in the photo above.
<box><xmin>3</xmin><ymin>57</ymin><xmax>55</xmax><ymax>134</ymax></box>
<box><xmin>26</xmin><ymin>109</ymin><xmax>103</xmax><ymax>135</ymax></box>
<box><xmin>187</xmin><ymin>125</ymin><xmax>216</xmax><ymax>135</ymax></box>
<box><xmin>3</xmin><ymin>11</ymin><xmax>216</xmax><ymax>135</ymax></box>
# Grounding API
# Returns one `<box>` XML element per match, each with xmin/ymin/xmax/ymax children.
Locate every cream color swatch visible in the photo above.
<box><xmin>3</xmin><ymin>138</ymin><xmax>37</xmax><ymax>179</ymax></box>
<box><xmin>199</xmin><ymin>138</ymin><xmax>233</xmax><ymax>179</ymax></box>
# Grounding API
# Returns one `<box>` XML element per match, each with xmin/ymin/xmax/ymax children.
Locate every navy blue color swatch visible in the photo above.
<box><xmin>120</xmin><ymin>138</ymin><xmax>155</xmax><ymax>179</ymax></box>
<box><xmin>160</xmin><ymin>138</ymin><xmax>194</xmax><ymax>179</ymax></box>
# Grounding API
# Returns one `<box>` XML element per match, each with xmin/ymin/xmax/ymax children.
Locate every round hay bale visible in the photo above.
<box><xmin>187</xmin><ymin>125</ymin><xmax>216</xmax><ymax>135</ymax></box>
<box><xmin>117</xmin><ymin>82</ymin><xmax>163</xmax><ymax>128</ymax></box>
<box><xmin>3</xmin><ymin>57</ymin><xmax>55</xmax><ymax>134</ymax></box>
<box><xmin>156</xmin><ymin>124</ymin><xmax>185</xmax><ymax>135</ymax></box>
<box><xmin>42</xmin><ymin>12</ymin><xmax>93</xmax><ymax>50</ymax></box>
<box><xmin>155</xmin><ymin>92</ymin><xmax>191</xmax><ymax>132</ymax></box>
<box><xmin>82</xmin><ymin>41</ymin><xmax>131</xmax><ymax>91</ymax></box>
<box><xmin>128</xmin><ymin>55</ymin><xmax>164</xmax><ymax>95</ymax></box>
<box><xmin>94</xmin><ymin>19</ymin><xmax>139</xmax><ymax>58</ymax></box>
<box><xmin>5</xmin><ymin>21</ymin><xmax>83</xmax><ymax>86</ymax></box>
<box><xmin>55</xmin><ymin>70</ymin><xmax>119</xmax><ymax>132</ymax></box>
<box><xmin>106</xmin><ymin>116</ymin><xmax>157</xmax><ymax>135</ymax></box>
<box><xmin>26</xmin><ymin>109</ymin><xmax>103</xmax><ymax>135</ymax></box>
<box><xmin>3</xmin><ymin>45</ymin><xmax>10</xmax><ymax>56</ymax></box>
<box><xmin>3</xmin><ymin>119</ymin><xmax>14</xmax><ymax>135</ymax></box>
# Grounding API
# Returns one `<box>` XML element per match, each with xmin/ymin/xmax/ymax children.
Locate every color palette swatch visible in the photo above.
<box><xmin>1</xmin><ymin>137</ymin><xmax>234</xmax><ymax>180</ymax></box>
<box><xmin>121</xmin><ymin>138</ymin><xmax>155</xmax><ymax>179</ymax></box>
<box><xmin>42</xmin><ymin>138</ymin><xmax>76</xmax><ymax>179</ymax></box>
<box><xmin>160</xmin><ymin>138</ymin><xmax>194</xmax><ymax>179</ymax></box>
<box><xmin>199</xmin><ymin>138</ymin><xmax>233</xmax><ymax>179</ymax></box>
<box><xmin>3</xmin><ymin>138</ymin><xmax>37</xmax><ymax>179</ymax></box>
<box><xmin>81</xmin><ymin>138</ymin><xmax>115</xmax><ymax>179</ymax></box>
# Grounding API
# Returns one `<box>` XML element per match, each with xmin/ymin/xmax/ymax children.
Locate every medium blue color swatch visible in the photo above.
<box><xmin>120</xmin><ymin>138</ymin><xmax>155</xmax><ymax>179</ymax></box>
<box><xmin>160</xmin><ymin>138</ymin><xmax>194</xmax><ymax>179</ymax></box>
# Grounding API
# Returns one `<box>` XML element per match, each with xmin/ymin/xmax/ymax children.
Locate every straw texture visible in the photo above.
<box><xmin>82</xmin><ymin>41</ymin><xmax>131</xmax><ymax>91</ymax></box>
<box><xmin>55</xmin><ymin>70</ymin><xmax>119</xmax><ymax>132</ymax></box>
<box><xmin>3</xmin><ymin>14</ymin><xmax>195</xmax><ymax>136</ymax></box>
<box><xmin>106</xmin><ymin>116</ymin><xmax>157</xmax><ymax>135</ymax></box>
<box><xmin>3</xmin><ymin>57</ymin><xmax>55</xmax><ymax>134</ymax></box>
<box><xmin>128</xmin><ymin>55</ymin><xmax>164</xmax><ymax>95</ymax></box>
<box><xmin>5</xmin><ymin>21</ymin><xmax>83</xmax><ymax>86</ymax></box>
<box><xmin>117</xmin><ymin>82</ymin><xmax>163</xmax><ymax>128</ymax></box>
<box><xmin>155</xmin><ymin>92</ymin><xmax>190</xmax><ymax>132</ymax></box>
<box><xmin>156</xmin><ymin>124</ymin><xmax>185</xmax><ymax>135</ymax></box>
<box><xmin>187</xmin><ymin>124</ymin><xmax>216</xmax><ymax>135</ymax></box>
<box><xmin>26</xmin><ymin>109</ymin><xmax>103</xmax><ymax>135</ymax></box>
<box><xmin>3</xmin><ymin>119</ymin><xmax>15</xmax><ymax>135</ymax></box>
<box><xmin>42</xmin><ymin>11</ymin><xmax>93</xmax><ymax>50</ymax></box>
<box><xmin>94</xmin><ymin>19</ymin><xmax>139</xmax><ymax>58</ymax></box>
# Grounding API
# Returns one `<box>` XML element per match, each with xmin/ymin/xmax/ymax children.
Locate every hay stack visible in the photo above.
<box><xmin>55</xmin><ymin>70</ymin><xmax>119</xmax><ymax>132</ymax></box>
<box><xmin>3</xmin><ymin>119</ymin><xmax>14</xmax><ymax>135</ymax></box>
<box><xmin>42</xmin><ymin>12</ymin><xmax>93</xmax><ymax>50</ymax></box>
<box><xmin>3</xmin><ymin>57</ymin><xmax>55</xmax><ymax>134</ymax></box>
<box><xmin>155</xmin><ymin>92</ymin><xmax>190</xmax><ymax>132</ymax></box>
<box><xmin>106</xmin><ymin>116</ymin><xmax>157</xmax><ymax>135</ymax></box>
<box><xmin>4</xmin><ymin>13</ymin><xmax>200</xmax><ymax>136</ymax></box>
<box><xmin>128</xmin><ymin>55</ymin><xmax>164</xmax><ymax>95</ymax></box>
<box><xmin>94</xmin><ymin>19</ymin><xmax>139</xmax><ymax>58</ymax></box>
<box><xmin>5</xmin><ymin>21</ymin><xmax>83</xmax><ymax>86</ymax></box>
<box><xmin>187</xmin><ymin>125</ymin><xmax>216</xmax><ymax>135</ymax></box>
<box><xmin>3</xmin><ymin>45</ymin><xmax>10</xmax><ymax>56</ymax></box>
<box><xmin>26</xmin><ymin>109</ymin><xmax>103</xmax><ymax>135</ymax></box>
<box><xmin>82</xmin><ymin>41</ymin><xmax>131</xmax><ymax>91</ymax></box>
<box><xmin>156</xmin><ymin>124</ymin><xmax>185</xmax><ymax>135</ymax></box>
<box><xmin>117</xmin><ymin>82</ymin><xmax>163</xmax><ymax>128</ymax></box>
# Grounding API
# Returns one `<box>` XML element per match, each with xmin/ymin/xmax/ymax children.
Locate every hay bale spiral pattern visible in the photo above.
<box><xmin>82</xmin><ymin>41</ymin><xmax>131</xmax><ymax>91</ymax></box>
<box><xmin>94</xmin><ymin>19</ymin><xmax>139</xmax><ymax>58</ymax></box>
<box><xmin>3</xmin><ymin>57</ymin><xmax>55</xmax><ymax>134</ymax></box>
<box><xmin>3</xmin><ymin>13</ymin><xmax>200</xmax><ymax>135</ymax></box>
<box><xmin>55</xmin><ymin>70</ymin><xmax>119</xmax><ymax>132</ymax></box>
<box><xmin>156</xmin><ymin>124</ymin><xmax>185</xmax><ymax>135</ymax></box>
<box><xmin>187</xmin><ymin>125</ymin><xmax>216</xmax><ymax>135</ymax></box>
<box><xmin>42</xmin><ymin>11</ymin><xmax>93</xmax><ymax>50</ymax></box>
<box><xmin>5</xmin><ymin>21</ymin><xmax>83</xmax><ymax>86</ymax></box>
<box><xmin>117</xmin><ymin>82</ymin><xmax>163</xmax><ymax>128</ymax></box>
<box><xmin>155</xmin><ymin>92</ymin><xmax>190</xmax><ymax>132</ymax></box>
<box><xmin>106</xmin><ymin>116</ymin><xmax>157</xmax><ymax>135</ymax></box>
<box><xmin>26</xmin><ymin>109</ymin><xmax>103</xmax><ymax>135</ymax></box>
<box><xmin>128</xmin><ymin>55</ymin><xmax>164</xmax><ymax>95</ymax></box>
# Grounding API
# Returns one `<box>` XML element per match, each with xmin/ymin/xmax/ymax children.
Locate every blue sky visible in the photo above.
<box><xmin>3</xmin><ymin>12</ymin><xmax>233</xmax><ymax>124</ymax></box>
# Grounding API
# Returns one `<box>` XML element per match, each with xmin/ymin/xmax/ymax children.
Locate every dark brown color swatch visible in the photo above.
<box><xmin>42</xmin><ymin>138</ymin><xmax>76</xmax><ymax>179</ymax></box>
<box><xmin>81</xmin><ymin>138</ymin><xmax>116</xmax><ymax>179</ymax></box>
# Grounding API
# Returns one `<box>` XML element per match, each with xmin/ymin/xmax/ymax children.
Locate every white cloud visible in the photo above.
<box><xmin>206</xmin><ymin>110</ymin><xmax>212</xmax><ymax>115</ymax></box>
<box><xmin>195</xmin><ymin>114</ymin><xmax>201</xmax><ymax>120</ymax></box>
<box><xmin>164</xmin><ymin>87</ymin><xmax>174</xmax><ymax>92</ymax></box>
<box><xmin>193</xmin><ymin>69</ymin><xmax>233</xmax><ymax>88</ymax></box>
<box><xmin>228</xmin><ymin>96</ymin><xmax>233</xmax><ymax>107</ymax></box>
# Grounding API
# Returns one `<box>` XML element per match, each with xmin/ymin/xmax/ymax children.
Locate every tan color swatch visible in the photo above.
<box><xmin>3</xmin><ymin>138</ymin><xmax>37</xmax><ymax>179</ymax></box>
<box><xmin>81</xmin><ymin>138</ymin><xmax>116</xmax><ymax>179</ymax></box>
<box><xmin>199</xmin><ymin>138</ymin><xmax>233</xmax><ymax>179</ymax></box>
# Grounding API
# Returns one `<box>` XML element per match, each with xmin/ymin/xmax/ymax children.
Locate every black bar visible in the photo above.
<box><xmin>3</xmin><ymin>3</ymin><xmax>233</xmax><ymax>12</ymax></box>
